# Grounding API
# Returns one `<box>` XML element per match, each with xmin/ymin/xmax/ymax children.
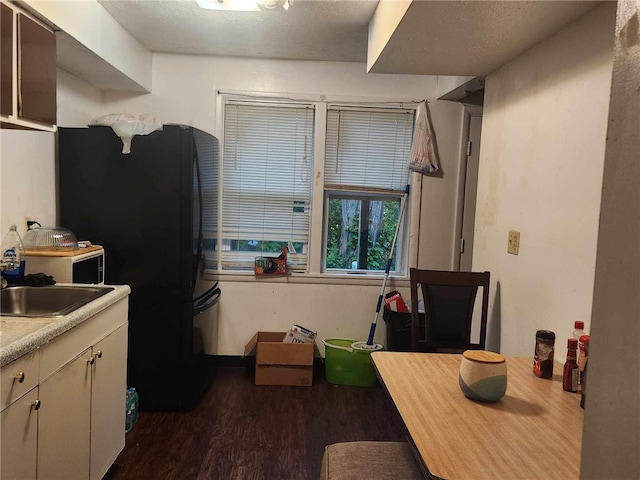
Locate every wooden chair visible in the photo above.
<box><xmin>409</xmin><ymin>268</ymin><xmax>490</xmax><ymax>353</ymax></box>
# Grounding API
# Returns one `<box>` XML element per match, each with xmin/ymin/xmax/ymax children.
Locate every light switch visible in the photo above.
<box><xmin>508</xmin><ymin>230</ymin><xmax>520</xmax><ymax>255</ymax></box>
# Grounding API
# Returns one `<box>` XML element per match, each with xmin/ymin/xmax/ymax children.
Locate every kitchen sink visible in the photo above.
<box><xmin>1</xmin><ymin>285</ymin><xmax>114</xmax><ymax>318</ymax></box>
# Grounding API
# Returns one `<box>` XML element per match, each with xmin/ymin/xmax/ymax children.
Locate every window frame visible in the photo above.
<box><xmin>213</xmin><ymin>92</ymin><xmax>421</xmax><ymax>281</ymax></box>
<box><xmin>322</xmin><ymin>189</ymin><xmax>408</xmax><ymax>275</ymax></box>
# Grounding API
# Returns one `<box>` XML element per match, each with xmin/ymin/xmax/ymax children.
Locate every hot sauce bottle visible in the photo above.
<box><xmin>563</xmin><ymin>338</ymin><xmax>579</xmax><ymax>392</ymax></box>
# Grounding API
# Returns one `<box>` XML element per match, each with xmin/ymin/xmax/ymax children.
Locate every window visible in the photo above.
<box><xmin>221</xmin><ymin>101</ymin><xmax>314</xmax><ymax>271</ymax></box>
<box><xmin>323</xmin><ymin>107</ymin><xmax>414</xmax><ymax>273</ymax></box>
<box><xmin>218</xmin><ymin>96</ymin><xmax>415</xmax><ymax>276</ymax></box>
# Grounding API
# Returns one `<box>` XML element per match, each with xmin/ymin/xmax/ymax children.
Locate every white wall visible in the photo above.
<box><xmin>57</xmin><ymin>69</ymin><xmax>102</xmax><ymax>127</ymax></box>
<box><xmin>367</xmin><ymin>0</ymin><xmax>412</xmax><ymax>72</ymax></box>
<box><xmin>474</xmin><ymin>3</ymin><xmax>616</xmax><ymax>359</ymax></box>
<box><xmin>0</xmin><ymin>130</ymin><xmax>56</xmax><ymax>238</ymax></box>
<box><xmin>581</xmin><ymin>1</ymin><xmax>640</xmax><ymax>477</ymax></box>
<box><xmin>20</xmin><ymin>57</ymin><xmax>463</xmax><ymax>356</ymax></box>
<box><xmin>0</xmin><ymin>68</ymin><xmax>103</xmax><ymax>240</ymax></box>
<box><xmin>96</xmin><ymin>55</ymin><xmax>453</xmax><ymax>134</ymax></box>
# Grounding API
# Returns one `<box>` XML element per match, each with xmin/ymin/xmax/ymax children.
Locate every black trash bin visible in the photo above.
<box><xmin>383</xmin><ymin>307</ymin><xmax>425</xmax><ymax>352</ymax></box>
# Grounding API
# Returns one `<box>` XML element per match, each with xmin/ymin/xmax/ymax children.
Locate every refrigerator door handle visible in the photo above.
<box><xmin>193</xmin><ymin>281</ymin><xmax>219</xmax><ymax>304</ymax></box>
<box><xmin>192</xmin><ymin>136</ymin><xmax>204</xmax><ymax>293</ymax></box>
<box><xmin>193</xmin><ymin>285</ymin><xmax>221</xmax><ymax>316</ymax></box>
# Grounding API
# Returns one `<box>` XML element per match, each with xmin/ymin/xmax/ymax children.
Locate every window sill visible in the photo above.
<box><xmin>201</xmin><ymin>270</ymin><xmax>410</xmax><ymax>287</ymax></box>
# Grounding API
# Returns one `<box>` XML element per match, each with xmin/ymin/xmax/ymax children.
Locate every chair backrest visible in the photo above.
<box><xmin>409</xmin><ymin>268</ymin><xmax>490</xmax><ymax>353</ymax></box>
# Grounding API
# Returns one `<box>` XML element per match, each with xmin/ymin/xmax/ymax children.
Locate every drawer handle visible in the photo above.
<box><xmin>87</xmin><ymin>356</ymin><xmax>95</xmax><ymax>365</ymax></box>
<box><xmin>32</xmin><ymin>399</ymin><xmax>41</xmax><ymax>411</ymax></box>
<box><xmin>13</xmin><ymin>372</ymin><xmax>25</xmax><ymax>383</ymax></box>
<box><xmin>96</xmin><ymin>350</ymin><xmax>103</xmax><ymax>359</ymax></box>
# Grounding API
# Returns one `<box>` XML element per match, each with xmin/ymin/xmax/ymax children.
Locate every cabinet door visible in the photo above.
<box><xmin>1</xmin><ymin>387</ymin><xmax>38</xmax><ymax>480</ymax></box>
<box><xmin>38</xmin><ymin>348</ymin><xmax>92</xmax><ymax>480</ymax></box>
<box><xmin>1</xmin><ymin>3</ymin><xmax>12</xmax><ymax>116</ymax></box>
<box><xmin>90</xmin><ymin>324</ymin><xmax>128</xmax><ymax>480</ymax></box>
<box><xmin>17</xmin><ymin>12</ymin><xmax>55</xmax><ymax>124</ymax></box>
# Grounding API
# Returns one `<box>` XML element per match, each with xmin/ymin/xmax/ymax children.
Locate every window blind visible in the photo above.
<box><xmin>325</xmin><ymin>107</ymin><xmax>414</xmax><ymax>192</ymax></box>
<box><xmin>222</xmin><ymin>101</ymin><xmax>314</xmax><ymax>270</ymax></box>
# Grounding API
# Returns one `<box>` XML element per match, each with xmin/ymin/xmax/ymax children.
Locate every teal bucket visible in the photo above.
<box><xmin>323</xmin><ymin>338</ymin><xmax>383</xmax><ymax>387</ymax></box>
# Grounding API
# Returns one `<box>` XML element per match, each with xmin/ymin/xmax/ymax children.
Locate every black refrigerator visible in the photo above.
<box><xmin>58</xmin><ymin>124</ymin><xmax>221</xmax><ymax>411</ymax></box>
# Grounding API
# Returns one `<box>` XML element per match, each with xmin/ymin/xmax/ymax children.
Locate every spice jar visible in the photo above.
<box><xmin>533</xmin><ymin>330</ymin><xmax>555</xmax><ymax>379</ymax></box>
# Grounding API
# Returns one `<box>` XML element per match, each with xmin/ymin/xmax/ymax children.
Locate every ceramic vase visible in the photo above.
<box><xmin>459</xmin><ymin>350</ymin><xmax>507</xmax><ymax>402</ymax></box>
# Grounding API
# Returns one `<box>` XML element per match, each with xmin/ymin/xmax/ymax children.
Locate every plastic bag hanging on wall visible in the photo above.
<box><xmin>90</xmin><ymin>113</ymin><xmax>163</xmax><ymax>154</ymax></box>
<box><xmin>408</xmin><ymin>101</ymin><xmax>440</xmax><ymax>174</ymax></box>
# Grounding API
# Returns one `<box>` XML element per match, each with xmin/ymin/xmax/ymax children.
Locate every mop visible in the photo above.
<box><xmin>351</xmin><ymin>102</ymin><xmax>437</xmax><ymax>351</ymax></box>
<box><xmin>352</xmin><ymin>183</ymin><xmax>411</xmax><ymax>350</ymax></box>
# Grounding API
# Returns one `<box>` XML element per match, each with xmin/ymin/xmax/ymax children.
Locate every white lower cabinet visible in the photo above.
<box><xmin>90</xmin><ymin>324</ymin><xmax>128</xmax><ymax>480</ymax></box>
<box><xmin>38</xmin><ymin>349</ymin><xmax>92</xmax><ymax>480</ymax></box>
<box><xmin>1</xmin><ymin>387</ymin><xmax>39</xmax><ymax>480</ymax></box>
<box><xmin>0</xmin><ymin>297</ymin><xmax>129</xmax><ymax>480</ymax></box>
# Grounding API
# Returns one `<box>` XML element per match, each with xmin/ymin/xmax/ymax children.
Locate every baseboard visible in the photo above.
<box><xmin>214</xmin><ymin>355</ymin><xmax>250</xmax><ymax>368</ymax></box>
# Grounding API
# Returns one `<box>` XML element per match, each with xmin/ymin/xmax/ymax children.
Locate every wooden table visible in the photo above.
<box><xmin>371</xmin><ymin>352</ymin><xmax>584</xmax><ymax>480</ymax></box>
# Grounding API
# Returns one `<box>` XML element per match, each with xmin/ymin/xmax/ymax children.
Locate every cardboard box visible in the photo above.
<box><xmin>254</xmin><ymin>247</ymin><xmax>287</xmax><ymax>275</ymax></box>
<box><xmin>244</xmin><ymin>331</ymin><xmax>316</xmax><ymax>386</ymax></box>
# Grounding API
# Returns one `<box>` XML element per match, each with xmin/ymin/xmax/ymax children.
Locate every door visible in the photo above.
<box><xmin>1</xmin><ymin>3</ymin><xmax>12</xmax><ymax>117</ymax></box>
<box><xmin>17</xmin><ymin>13</ymin><xmax>56</xmax><ymax>124</ymax></box>
<box><xmin>459</xmin><ymin>111</ymin><xmax>482</xmax><ymax>271</ymax></box>
<box><xmin>1</xmin><ymin>388</ymin><xmax>38</xmax><ymax>480</ymax></box>
<box><xmin>192</xmin><ymin>127</ymin><xmax>219</xmax><ymax>291</ymax></box>
<box><xmin>90</xmin><ymin>324</ymin><xmax>128</xmax><ymax>480</ymax></box>
<box><xmin>38</xmin><ymin>349</ymin><xmax>92</xmax><ymax>479</ymax></box>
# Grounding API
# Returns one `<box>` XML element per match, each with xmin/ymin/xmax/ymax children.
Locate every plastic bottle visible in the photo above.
<box><xmin>577</xmin><ymin>334</ymin><xmax>590</xmax><ymax>387</ymax></box>
<box><xmin>1</xmin><ymin>225</ymin><xmax>25</xmax><ymax>286</ymax></box>
<box><xmin>573</xmin><ymin>321</ymin><xmax>585</xmax><ymax>340</ymax></box>
<box><xmin>580</xmin><ymin>361</ymin><xmax>588</xmax><ymax>409</ymax></box>
<box><xmin>563</xmin><ymin>338</ymin><xmax>579</xmax><ymax>392</ymax></box>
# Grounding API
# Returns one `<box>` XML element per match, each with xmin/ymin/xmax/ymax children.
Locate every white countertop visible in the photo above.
<box><xmin>0</xmin><ymin>284</ymin><xmax>131</xmax><ymax>367</ymax></box>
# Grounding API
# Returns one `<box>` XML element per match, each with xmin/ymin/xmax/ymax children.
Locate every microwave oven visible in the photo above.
<box><xmin>24</xmin><ymin>247</ymin><xmax>105</xmax><ymax>285</ymax></box>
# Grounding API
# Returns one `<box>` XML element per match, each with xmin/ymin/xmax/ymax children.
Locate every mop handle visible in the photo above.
<box><xmin>367</xmin><ymin>184</ymin><xmax>410</xmax><ymax>345</ymax></box>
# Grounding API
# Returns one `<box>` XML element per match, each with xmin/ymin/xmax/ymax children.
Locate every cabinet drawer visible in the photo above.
<box><xmin>1</xmin><ymin>350</ymin><xmax>39</xmax><ymax>411</ymax></box>
<box><xmin>40</xmin><ymin>298</ymin><xmax>128</xmax><ymax>381</ymax></box>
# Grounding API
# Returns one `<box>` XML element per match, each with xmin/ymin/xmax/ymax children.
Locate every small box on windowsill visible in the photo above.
<box><xmin>254</xmin><ymin>246</ymin><xmax>287</xmax><ymax>275</ymax></box>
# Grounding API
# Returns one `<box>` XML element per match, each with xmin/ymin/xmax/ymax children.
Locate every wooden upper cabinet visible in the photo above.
<box><xmin>1</xmin><ymin>3</ymin><xmax>12</xmax><ymax>117</ymax></box>
<box><xmin>18</xmin><ymin>13</ymin><xmax>56</xmax><ymax>125</ymax></box>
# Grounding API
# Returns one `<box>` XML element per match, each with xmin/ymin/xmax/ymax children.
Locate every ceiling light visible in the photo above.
<box><xmin>259</xmin><ymin>0</ymin><xmax>291</xmax><ymax>10</ymax></box>
<box><xmin>196</xmin><ymin>0</ymin><xmax>291</xmax><ymax>12</ymax></box>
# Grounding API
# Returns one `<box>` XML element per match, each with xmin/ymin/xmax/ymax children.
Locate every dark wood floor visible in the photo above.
<box><xmin>106</xmin><ymin>367</ymin><xmax>408</xmax><ymax>480</ymax></box>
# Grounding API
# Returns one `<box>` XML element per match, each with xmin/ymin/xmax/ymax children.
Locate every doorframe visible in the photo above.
<box><xmin>454</xmin><ymin>105</ymin><xmax>483</xmax><ymax>271</ymax></box>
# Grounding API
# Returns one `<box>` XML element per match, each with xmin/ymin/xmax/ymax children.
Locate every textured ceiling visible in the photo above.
<box><xmin>56</xmin><ymin>0</ymin><xmax>604</xmax><ymax>92</ymax></box>
<box><xmin>97</xmin><ymin>0</ymin><xmax>379</xmax><ymax>62</ymax></box>
<box><xmin>369</xmin><ymin>1</ymin><xmax>602</xmax><ymax>76</ymax></box>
